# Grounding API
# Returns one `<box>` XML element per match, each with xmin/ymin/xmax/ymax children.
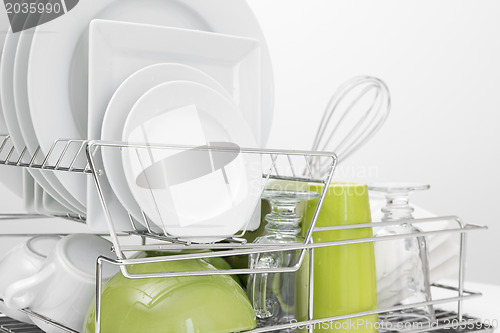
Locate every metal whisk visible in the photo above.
<box><xmin>308</xmin><ymin>76</ymin><xmax>391</xmax><ymax>177</ymax></box>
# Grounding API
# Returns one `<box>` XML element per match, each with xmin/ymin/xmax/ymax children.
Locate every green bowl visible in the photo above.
<box><xmin>144</xmin><ymin>250</ymin><xmax>241</xmax><ymax>286</ymax></box>
<box><xmin>83</xmin><ymin>254</ymin><xmax>256</xmax><ymax>333</ymax></box>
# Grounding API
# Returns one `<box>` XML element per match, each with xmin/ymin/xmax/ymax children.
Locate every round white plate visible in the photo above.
<box><xmin>101</xmin><ymin>63</ymin><xmax>231</xmax><ymax>226</ymax></box>
<box><xmin>1</xmin><ymin>17</ymin><xmax>81</xmax><ymax>213</ymax></box>
<box><xmin>14</xmin><ymin>25</ymin><xmax>85</xmax><ymax>213</ymax></box>
<box><xmin>0</xmin><ymin>8</ymin><xmax>9</xmax><ymax>131</ymax></box>
<box><xmin>22</xmin><ymin>170</ymin><xmax>35</xmax><ymax>214</ymax></box>
<box><xmin>122</xmin><ymin>81</ymin><xmax>261</xmax><ymax>242</ymax></box>
<box><xmin>26</xmin><ymin>0</ymin><xmax>274</xmax><ymax>210</ymax></box>
<box><xmin>0</xmin><ymin>7</ymin><xmax>10</xmax><ymax>132</ymax></box>
<box><xmin>0</xmin><ymin>9</ymin><xmax>24</xmax><ymax>198</ymax></box>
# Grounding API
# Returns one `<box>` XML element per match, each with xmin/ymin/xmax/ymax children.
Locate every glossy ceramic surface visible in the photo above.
<box><xmin>95</xmin><ymin>62</ymin><xmax>231</xmax><ymax>232</ymax></box>
<box><xmin>1</xmin><ymin>17</ymin><xmax>82</xmax><ymax>213</ymax></box>
<box><xmin>23</xmin><ymin>0</ymin><xmax>274</xmax><ymax>213</ymax></box>
<box><xmin>5</xmin><ymin>235</ymin><xmax>118</xmax><ymax>333</ymax></box>
<box><xmin>14</xmin><ymin>18</ymin><xmax>85</xmax><ymax>214</ymax></box>
<box><xmin>121</xmin><ymin>81</ymin><xmax>261</xmax><ymax>242</ymax></box>
<box><xmin>0</xmin><ymin>7</ymin><xmax>24</xmax><ymax>199</ymax></box>
<box><xmin>0</xmin><ymin>235</ymin><xmax>60</xmax><ymax>324</ymax></box>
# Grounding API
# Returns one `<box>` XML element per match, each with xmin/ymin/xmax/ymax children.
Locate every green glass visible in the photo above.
<box><xmin>83</xmin><ymin>252</ymin><xmax>256</xmax><ymax>333</ymax></box>
<box><xmin>302</xmin><ymin>183</ymin><xmax>378</xmax><ymax>333</ymax></box>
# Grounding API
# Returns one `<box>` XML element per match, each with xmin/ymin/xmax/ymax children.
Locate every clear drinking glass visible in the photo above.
<box><xmin>369</xmin><ymin>183</ymin><xmax>435</xmax><ymax>324</ymax></box>
<box><xmin>247</xmin><ymin>189</ymin><xmax>319</xmax><ymax>331</ymax></box>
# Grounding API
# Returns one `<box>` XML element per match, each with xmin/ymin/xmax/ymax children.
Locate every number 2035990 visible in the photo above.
<box><xmin>5</xmin><ymin>2</ymin><xmax>62</xmax><ymax>14</ymax></box>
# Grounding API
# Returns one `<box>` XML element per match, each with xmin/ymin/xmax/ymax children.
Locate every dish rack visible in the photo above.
<box><xmin>0</xmin><ymin>134</ymin><xmax>494</xmax><ymax>333</ymax></box>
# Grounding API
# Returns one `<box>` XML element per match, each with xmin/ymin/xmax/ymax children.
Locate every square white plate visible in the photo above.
<box><xmin>88</xmin><ymin>21</ymin><xmax>261</xmax><ymax>140</ymax></box>
<box><xmin>87</xmin><ymin>20</ymin><xmax>261</xmax><ymax>232</ymax></box>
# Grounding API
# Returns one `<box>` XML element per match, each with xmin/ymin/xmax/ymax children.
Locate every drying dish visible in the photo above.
<box><xmin>88</xmin><ymin>19</ymin><xmax>260</xmax><ymax>231</ymax></box>
<box><xmin>1</xmin><ymin>16</ymin><xmax>83</xmax><ymax>214</ymax></box>
<box><xmin>89</xmin><ymin>19</ymin><xmax>261</xmax><ymax>144</ymax></box>
<box><xmin>0</xmin><ymin>9</ymin><xmax>24</xmax><ymax>199</ymax></box>
<box><xmin>22</xmin><ymin>0</ymin><xmax>273</xmax><ymax>214</ymax></box>
<box><xmin>94</xmin><ymin>63</ymin><xmax>231</xmax><ymax>232</ymax></box>
<box><xmin>15</xmin><ymin>25</ymin><xmax>86</xmax><ymax>214</ymax></box>
<box><xmin>121</xmin><ymin>81</ymin><xmax>261</xmax><ymax>242</ymax></box>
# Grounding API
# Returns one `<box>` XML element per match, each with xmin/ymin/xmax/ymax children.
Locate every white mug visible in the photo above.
<box><xmin>0</xmin><ymin>235</ymin><xmax>60</xmax><ymax>323</ymax></box>
<box><xmin>4</xmin><ymin>234</ymin><xmax>118</xmax><ymax>333</ymax></box>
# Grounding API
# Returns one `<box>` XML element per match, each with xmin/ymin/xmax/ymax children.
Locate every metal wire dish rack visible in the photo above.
<box><xmin>0</xmin><ymin>135</ymin><xmax>494</xmax><ymax>333</ymax></box>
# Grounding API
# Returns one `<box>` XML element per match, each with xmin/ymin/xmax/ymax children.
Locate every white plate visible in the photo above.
<box><xmin>33</xmin><ymin>186</ymin><xmax>71</xmax><ymax>216</ymax></box>
<box><xmin>1</xmin><ymin>15</ymin><xmax>82</xmax><ymax>214</ymax></box>
<box><xmin>0</xmin><ymin>8</ymin><xmax>9</xmax><ymax>132</ymax></box>
<box><xmin>23</xmin><ymin>171</ymin><xmax>35</xmax><ymax>214</ymax></box>
<box><xmin>0</xmin><ymin>9</ymin><xmax>24</xmax><ymax>199</ymax></box>
<box><xmin>95</xmin><ymin>63</ymin><xmax>231</xmax><ymax>232</ymax></box>
<box><xmin>26</xmin><ymin>0</ymin><xmax>273</xmax><ymax>211</ymax></box>
<box><xmin>89</xmin><ymin>19</ymin><xmax>261</xmax><ymax>231</ymax></box>
<box><xmin>89</xmin><ymin>19</ymin><xmax>261</xmax><ymax>144</ymax></box>
<box><xmin>23</xmin><ymin>171</ymin><xmax>73</xmax><ymax>216</ymax></box>
<box><xmin>43</xmin><ymin>191</ymin><xmax>74</xmax><ymax>216</ymax></box>
<box><xmin>122</xmin><ymin>81</ymin><xmax>261</xmax><ymax>242</ymax></box>
<box><xmin>33</xmin><ymin>185</ymin><xmax>48</xmax><ymax>215</ymax></box>
<box><xmin>14</xmin><ymin>25</ymin><xmax>85</xmax><ymax>214</ymax></box>
<box><xmin>0</xmin><ymin>136</ymin><xmax>24</xmax><ymax>199</ymax></box>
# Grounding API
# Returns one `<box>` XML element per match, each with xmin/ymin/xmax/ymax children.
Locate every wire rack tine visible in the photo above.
<box><xmin>68</xmin><ymin>140</ymin><xmax>88</xmax><ymax>171</ymax></box>
<box><xmin>269</xmin><ymin>153</ymin><xmax>279</xmax><ymax>178</ymax></box>
<box><xmin>0</xmin><ymin>136</ymin><xmax>10</xmax><ymax>154</ymax></box>
<box><xmin>262</xmin><ymin>155</ymin><xmax>275</xmax><ymax>185</ymax></box>
<box><xmin>54</xmin><ymin>141</ymin><xmax>73</xmax><ymax>169</ymax></box>
<box><xmin>15</xmin><ymin>147</ymin><xmax>27</xmax><ymax>166</ymax></box>
<box><xmin>54</xmin><ymin>139</ymin><xmax>85</xmax><ymax>170</ymax></box>
<box><xmin>83</xmin><ymin>144</ymin><xmax>100</xmax><ymax>173</ymax></box>
<box><xmin>4</xmin><ymin>146</ymin><xmax>15</xmax><ymax>164</ymax></box>
<box><xmin>40</xmin><ymin>140</ymin><xmax>61</xmax><ymax>168</ymax></box>
<box><xmin>128</xmin><ymin>214</ymin><xmax>139</xmax><ymax>232</ymax></box>
<box><xmin>140</xmin><ymin>211</ymin><xmax>154</xmax><ymax>235</ymax></box>
<box><xmin>28</xmin><ymin>147</ymin><xmax>40</xmax><ymax>167</ymax></box>
<box><xmin>304</xmin><ymin>154</ymin><xmax>314</xmax><ymax>178</ymax></box>
<box><xmin>286</xmin><ymin>154</ymin><xmax>297</xmax><ymax>178</ymax></box>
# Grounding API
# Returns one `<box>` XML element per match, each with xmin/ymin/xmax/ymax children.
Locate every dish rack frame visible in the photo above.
<box><xmin>0</xmin><ymin>135</ymin><xmax>493</xmax><ymax>333</ymax></box>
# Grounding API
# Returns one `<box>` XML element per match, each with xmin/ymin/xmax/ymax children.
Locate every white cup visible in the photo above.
<box><xmin>4</xmin><ymin>234</ymin><xmax>118</xmax><ymax>333</ymax></box>
<box><xmin>0</xmin><ymin>235</ymin><xmax>60</xmax><ymax>323</ymax></box>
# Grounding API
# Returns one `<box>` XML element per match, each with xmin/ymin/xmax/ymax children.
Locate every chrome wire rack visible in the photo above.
<box><xmin>0</xmin><ymin>309</ymin><xmax>494</xmax><ymax>333</ymax></box>
<box><xmin>0</xmin><ymin>135</ymin><xmax>90</xmax><ymax>173</ymax></box>
<box><xmin>379</xmin><ymin>309</ymin><xmax>494</xmax><ymax>333</ymax></box>
<box><xmin>0</xmin><ymin>314</ymin><xmax>43</xmax><ymax>333</ymax></box>
<box><xmin>0</xmin><ymin>136</ymin><xmax>493</xmax><ymax>333</ymax></box>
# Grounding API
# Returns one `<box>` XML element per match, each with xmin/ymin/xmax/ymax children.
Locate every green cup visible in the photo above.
<box><xmin>302</xmin><ymin>183</ymin><xmax>378</xmax><ymax>333</ymax></box>
<box><xmin>83</xmin><ymin>253</ymin><xmax>256</xmax><ymax>333</ymax></box>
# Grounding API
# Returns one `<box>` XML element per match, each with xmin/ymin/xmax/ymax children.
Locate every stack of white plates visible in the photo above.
<box><xmin>0</xmin><ymin>0</ymin><xmax>273</xmax><ymax>242</ymax></box>
<box><xmin>0</xmin><ymin>9</ymin><xmax>24</xmax><ymax>204</ymax></box>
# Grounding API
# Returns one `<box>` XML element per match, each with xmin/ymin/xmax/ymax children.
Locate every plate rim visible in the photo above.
<box><xmin>98</xmin><ymin>62</ymin><xmax>233</xmax><ymax>229</ymax></box>
<box><xmin>121</xmin><ymin>80</ymin><xmax>261</xmax><ymax>242</ymax></box>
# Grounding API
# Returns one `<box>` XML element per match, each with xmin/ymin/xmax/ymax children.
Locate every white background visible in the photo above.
<box><xmin>247</xmin><ymin>0</ymin><xmax>500</xmax><ymax>286</ymax></box>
